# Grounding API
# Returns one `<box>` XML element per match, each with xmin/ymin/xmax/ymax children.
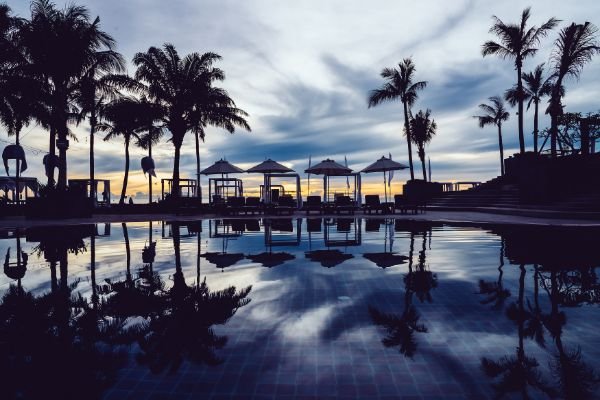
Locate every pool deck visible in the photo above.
<box><xmin>1</xmin><ymin>210</ymin><xmax>600</xmax><ymax>228</ymax></box>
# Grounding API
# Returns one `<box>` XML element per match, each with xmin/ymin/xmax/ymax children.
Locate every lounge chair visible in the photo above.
<box><xmin>337</xmin><ymin>218</ymin><xmax>352</xmax><ymax>232</ymax></box>
<box><xmin>304</xmin><ymin>196</ymin><xmax>323</xmax><ymax>215</ymax></box>
<box><xmin>273</xmin><ymin>195</ymin><xmax>296</xmax><ymax>215</ymax></box>
<box><xmin>245</xmin><ymin>219</ymin><xmax>261</xmax><ymax>232</ymax></box>
<box><xmin>363</xmin><ymin>195</ymin><xmax>384</xmax><ymax>214</ymax></box>
<box><xmin>243</xmin><ymin>196</ymin><xmax>263</xmax><ymax>215</ymax></box>
<box><xmin>334</xmin><ymin>195</ymin><xmax>355</xmax><ymax>215</ymax></box>
<box><xmin>365</xmin><ymin>219</ymin><xmax>383</xmax><ymax>232</ymax></box>
<box><xmin>226</xmin><ymin>196</ymin><xmax>245</xmax><ymax>215</ymax></box>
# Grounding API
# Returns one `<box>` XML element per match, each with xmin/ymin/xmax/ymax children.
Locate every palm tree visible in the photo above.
<box><xmin>132</xmin><ymin>44</ymin><xmax>250</xmax><ymax>201</ymax></box>
<box><xmin>74</xmin><ymin>54</ymin><xmax>126</xmax><ymax>203</ymax></box>
<box><xmin>547</xmin><ymin>22</ymin><xmax>600</xmax><ymax>157</ymax></box>
<box><xmin>475</xmin><ymin>96</ymin><xmax>510</xmax><ymax>176</ymax></box>
<box><xmin>409</xmin><ymin>109</ymin><xmax>437</xmax><ymax>181</ymax></box>
<box><xmin>20</xmin><ymin>0</ymin><xmax>119</xmax><ymax>189</ymax></box>
<box><xmin>136</xmin><ymin>110</ymin><xmax>164</xmax><ymax>204</ymax></box>
<box><xmin>96</xmin><ymin>96</ymin><xmax>145</xmax><ymax>205</ymax></box>
<box><xmin>368</xmin><ymin>58</ymin><xmax>427</xmax><ymax>181</ymax></box>
<box><xmin>483</xmin><ymin>8</ymin><xmax>559</xmax><ymax>154</ymax></box>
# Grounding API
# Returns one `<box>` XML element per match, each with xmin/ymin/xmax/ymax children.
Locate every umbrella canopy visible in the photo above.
<box><xmin>363</xmin><ymin>253</ymin><xmax>408</xmax><ymax>269</ymax></box>
<box><xmin>200</xmin><ymin>159</ymin><xmax>245</xmax><ymax>175</ymax></box>
<box><xmin>246</xmin><ymin>251</ymin><xmax>295</xmax><ymax>268</ymax></box>
<box><xmin>247</xmin><ymin>159</ymin><xmax>294</xmax><ymax>174</ymax></box>
<box><xmin>201</xmin><ymin>252</ymin><xmax>245</xmax><ymax>270</ymax></box>
<box><xmin>305</xmin><ymin>159</ymin><xmax>351</xmax><ymax>176</ymax></box>
<box><xmin>305</xmin><ymin>249</ymin><xmax>354</xmax><ymax>268</ymax></box>
<box><xmin>361</xmin><ymin>156</ymin><xmax>408</xmax><ymax>173</ymax></box>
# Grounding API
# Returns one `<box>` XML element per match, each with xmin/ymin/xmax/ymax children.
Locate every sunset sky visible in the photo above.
<box><xmin>5</xmin><ymin>0</ymin><xmax>600</xmax><ymax>201</ymax></box>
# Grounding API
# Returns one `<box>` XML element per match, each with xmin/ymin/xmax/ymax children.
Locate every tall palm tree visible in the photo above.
<box><xmin>368</xmin><ymin>58</ymin><xmax>427</xmax><ymax>181</ymax></box>
<box><xmin>96</xmin><ymin>96</ymin><xmax>145</xmax><ymax>205</ymax></box>
<box><xmin>137</xmin><ymin>115</ymin><xmax>164</xmax><ymax>204</ymax></box>
<box><xmin>475</xmin><ymin>96</ymin><xmax>510</xmax><ymax>176</ymax></box>
<box><xmin>483</xmin><ymin>7</ymin><xmax>559</xmax><ymax>154</ymax></box>
<box><xmin>20</xmin><ymin>0</ymin><xmax>118</xmax><ymax>189</ymax></box>
<box><xmin>132</xmin><ymin>44</ymin><xmax>250</xmax><ymax>201</ymax></box>
<box><xmin>74</xmin><ymin>53</ymin><xmax>126</xmax><ymax>203</ymax></box>
<box><xmin>409</xmin><ymin>109</ymin><xmax>437</xmax><ymax>181</ymax></box>
<box><xmin>547</xmin><ymin>22</ymin><xmax>600</xmax><ymax>157</ymax></box>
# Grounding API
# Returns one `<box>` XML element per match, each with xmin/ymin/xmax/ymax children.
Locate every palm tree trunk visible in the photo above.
<box><xmin>195</xmin><ymin>130</ymin><xmax>201</xmax><ymax>199</ymax></box>
<box><xmin>148</xmin><ymin>143</ymin><xmax>153</xmax><ymax>204</ymax></box>
<box><xmin>533</xmin><ymin>101</ymin><xmax>539</xmax><ymax>154</ymax></box>
<box><xmin>15</xmin><ymin>132</ymin><xmax>20</xmax><ymax>204</ymax></box>
<box><xmin>497</xmin><ymin>123</ymin><xmax>505</xmax><ymax>176</ymax></box>
<box><xmin>550</xmin><ymin>77</ymin><xmax>564</xmax><ymax>158</ymax></box>
<box><xmin>90</xmin><ymin>233</ymin><xmax>97</xmax><ymax>309</ymax></box>
<box><xmin>402</xmin><ymin>102</ymin><xmax>415</xmax><ymax>181</ymax></box>
<box><xmin>48</xmin><ymin>125</ymin><xmax>56</xmax><ymax>187</ymax></box>
<box><xmin>517</xmin><ymin>63</ymin><xmax>525</xmax><ymax>153</ymax></box>
<box><xmin>172</xmin><ymin>142</ymin><xmax>181</xmax><ymax>200</ymax></box>
<box><xmin>420</xmin><ymin>148</ymin><xmax>427</xmax><ymax>181</ymax></box>
<box><xmin>122</xmin><ymin>223</ymin><xmax>131</xmax><ymax>284</ymax></box>
<box><xmin>120</xmin><ymin>138</ymin><xmax>130</xmax><ymax>205</ymax></box>
<box><xmin>89</xmin><ymin>111</ymin><xmax>96</xmax><ymax>206</ymax></box>
<box><xmin>517</xmin><ymin>264</ymin><xmax>526</xmax><ymax>360</ymax></box>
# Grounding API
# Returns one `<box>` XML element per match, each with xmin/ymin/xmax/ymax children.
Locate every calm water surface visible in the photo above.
<box><xmin>1</xmin><ymin>218</ymin><xmax>599</xmax><ymax>400</ymax></box>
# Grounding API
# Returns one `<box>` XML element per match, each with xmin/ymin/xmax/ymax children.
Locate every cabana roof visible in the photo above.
<box><xmin>305</xmin><ymin>159</ymin><xmax>351</xmax><ymax>176</ymax></box>
<box><xmin>247</xmin><ymin>159</ymin><xmax>294</xmax><ymax>174</ymax></box>
<box><xmin>201</xmin><ymin>159</ymin><xmax>245</xmax><ymax>175</ymax></box>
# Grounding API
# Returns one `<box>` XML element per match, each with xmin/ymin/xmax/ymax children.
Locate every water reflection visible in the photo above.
<box><xmin>0</xmin><ymin>219</ymin><xmax>599</xmax><ymax>399</ymax></box>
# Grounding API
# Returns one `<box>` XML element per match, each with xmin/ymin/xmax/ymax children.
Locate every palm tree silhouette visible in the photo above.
<box><xmin>482</xmin><ymin>7</ymin><xmax>558</xmax><ymax>154</ymax></box>
<box><xmin>481</xmin><ymin>265</ymin><xmax>555</xmax><ymax>398</ymax></box>
<box><xmin>410</xmin><ymin>230</ymin><xmax>437</xmax><ymax>303</ymax></box>
<box><xmin>369</xmin><ymin>231</ymin><xmax>428</xmax><ymax>358</ymax></box>
<box><xmin>478</xmin><ymin>236</ymin><xmax>511</xmax><ymax>309</ymax></box>
<box><xmin>547</xmin><ymin>22</ymin><xmax>600</xmax><ymax>157</ymax></box>
<box><xmin>368</xmin><ymin>58</ymin><xmax>427</xmax><ymax>181</ymax></box>
<box><xmin>19</xmin><ymin>0</ymin><xmax>119</xmax><ymax>189</ymax></box>
<box><xmin>97</xmin><ymin>96</ymin><xmax>147</xmax><ymax>204</ymax></box>
<box><xmin>475</xmin><ymin>96</ymin><xmax>510</xmax><ymax>176</ymax></box>
<box><xmin>132</xmin><ymin>45</ymin><xmax>250</xmax><ymax>200</ymax></box>
<box><xmin>74</xmin><ymin>54</ymin><xmax>126</xmax><ymax>203</ymax></box>
<box><xmin>409</xmin><ymin>109</ymin><xmax>437</xmax><ymax>182</ymax></box>
<box><xmin>136</xmin><ymin>100</ymin><xmax>164</xmax><ymax>204</ymax></box>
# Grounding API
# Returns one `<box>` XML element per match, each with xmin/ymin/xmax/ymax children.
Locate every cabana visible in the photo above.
<box><xmin>305</xmin><ymin>159</ymin><xmax>362</xmax><ymax>206</ymax></box>
<box><xmin>201</xmin><ymin>159</ymin><xmax>245</xmax><ymax>204</ymax></box>
<box><xmin>161</xmin><ymin>178</ymin><xmax>198</xmax><ymax>200</ymax></box>
<box><xmin>247</xmin><ymin>159</ymin><xmax>303</xmax><ymax>208</ymax></box>
<box><xmin>264</xmin><ymin>218</ymin><xmax>302</xmax><ymax>247</ymax></box>
<box><xmin>324</xmin><ymin>217</ymin><xmax>362</xmax><ymax>247</ymax></box>
<box><xmin>68</xmin><ymin>179</ymin><xmax>111</xmax><ymax>206</ymax></box>
<box><xmin>0</xmin><ymin>177</ymin><xmax>39</xmax><ymax>204</ymax></box>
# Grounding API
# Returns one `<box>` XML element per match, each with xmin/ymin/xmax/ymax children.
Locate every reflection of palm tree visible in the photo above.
<box><xmin>369</xmin><ymin>231</ymin><xmax>427</xmax><ymax>358</ymax></box>
<box><xmin>478</xmin><ymin>237</ymin><xmax>511</xmax><ymax>309</ymax></box>
<box><xmin>481</xmin><ymin>265</ymin><xmax>555</xmax><ymax>398</ymax></box>
<box><xmin>523</xmin><ymin>264</ymin><xmax>546</xmax><ymax>347</ymax></box>
<box><xmin>544</xmin><ymin>270</ymin><xmax>600</xmax><ymax>398</ymax></box>
<box><xmin>410</xmin><ymin>230</ymin><xmax>437</xmax><ymax>303</ymax></box>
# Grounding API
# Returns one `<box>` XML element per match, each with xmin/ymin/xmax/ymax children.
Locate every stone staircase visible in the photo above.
<box><xmin>428</xmin><ymin>176</ymin><xmax>520</xmax><ymax>209</ymax></box>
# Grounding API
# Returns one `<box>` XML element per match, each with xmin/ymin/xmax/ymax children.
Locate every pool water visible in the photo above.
<box><xmin>1</xmin><ymin>218</ymin><xmax>599</xmax><ymax>400</ymax></box>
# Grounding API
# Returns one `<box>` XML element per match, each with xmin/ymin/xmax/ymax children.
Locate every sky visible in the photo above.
<box><xmin>5</xmin><ymin>0</ymin><xmax>600</xmax><ymax>201</ymax></box>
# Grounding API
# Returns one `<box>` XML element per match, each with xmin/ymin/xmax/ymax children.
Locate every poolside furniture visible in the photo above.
<box><xmin>337</xmin><ymin>218</ymin><xmax>352</xmax><ymax>232</ymax></box>
<box><xmin>243</xmin><ymin>196</ymin><xmax>263</xmax><ymax>215</ymax></box>
<box><xmin>245</xmin><ymin>219</ymin><xmax>260</xmax><ymax>232</ymax></box>
<box><xmin>273</xmin><ymin>195</ymin><xmax>296</xmax><ymax>215</ymax></box>
<box><xmin>334</xmin><ymin>195</ymin><xmax>355</xmax><ymax>215</ymax></box>
<box><xmin>304</xmin><ymin>195</ymin><xmax>323</xmax><ymax>215</ymax></box>
<box><xmin>226</xmin><ymin>196</ymin><xmax>245</xmax><ymax>215</ymax></box>
<box><xmin>363</xmin><ymin>195</ymin><xmax>385</xmax><ymax>214</ymax></box>
<box><xmin>365</xmin><ymin>219</ymin><xmax>383</xmax><ymax>232</ymax></box>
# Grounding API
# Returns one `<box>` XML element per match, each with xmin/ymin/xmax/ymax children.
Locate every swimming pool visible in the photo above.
<box><xmin>1</xmin><ymin>218</ymin><xmax>599</xmax><ymax>399</ymax></box>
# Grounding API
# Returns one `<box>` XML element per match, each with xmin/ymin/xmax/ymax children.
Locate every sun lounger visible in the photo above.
<box><xmin>307</xmin><ymin>218</ymin><xmax>322</xmax><ymax>232</ymax></box>
<box><xmin>226</xmin><ymin>196</ymin><xmax>245</xmax><ymax>215</ymax></box>
<box><xmin>304</xmin><ymin>195</ymin><xmax>323</xmax><ymax>215</ymax></box>
<box><xmin>334</xmin><ymin>195</ymin><xmax>355</xmax><ymax>215</ymax></box>
<box><xmin>243</xmin><ymin>196</ymin><xmax>263</xmax><ymax>215</ymax></box>
<box><xmin>363</xmin><ymin>195</ymin><xmax>385</xmax><ymax>214</ymax></box>
<box><xmin>273</xmin><ymin>195</ymin><xmax>296</xmax><ymax>215</ymax></box>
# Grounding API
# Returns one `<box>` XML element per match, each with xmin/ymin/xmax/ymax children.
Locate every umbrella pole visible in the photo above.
<box><xmin>383</xmin><ymin>171</ymin><xmax>387</xmax><ymax>204</ymax></box>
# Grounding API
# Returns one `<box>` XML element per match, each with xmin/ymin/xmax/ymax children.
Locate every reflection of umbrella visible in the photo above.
<box><xmin>200</xmin><ymin>159</ymin><xmax>245</xmax><ymax>175</ymax></box>
<box><xmin>4</xmin><ymin>247</ymin><xmax>28</xmax><ymax>280</ymax></box>
<box><xmin>201</xmin><ymin>252</ymin><xmax>244</xmax><ymax>270</ymax></box>
<box><xmin>361</xmin><ymin>156</ymin><xmax>408</xmax><ymax>203</ymax></box>
<box><xmin>305</xmin><ymin>249</ymin><xmax>353</xmax><ymax>268</ymax></box>
<box><xmin>305</xmin><ymin>159</ymin><xmax>351</xmax><ymax>175</ymax></box>
<box><xmin>246</xmin><ymin>252</ymin><xmax>295</xmax><ymax>268</ymax></box>
<box><xmin>247</xmin><ymin>159</ymin><xmax>294</xmax><ymax>174</ymax></box>
<box><xmin>363</xmin><ymin>252</ymin><xmax>408</xmax><ymax>269</ymax></box>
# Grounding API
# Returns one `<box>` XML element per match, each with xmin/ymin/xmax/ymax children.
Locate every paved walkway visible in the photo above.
<box><xmin>1</xmin><ymin>210</ymin><xmax>600</xmax><ymax>229</ymax></box>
